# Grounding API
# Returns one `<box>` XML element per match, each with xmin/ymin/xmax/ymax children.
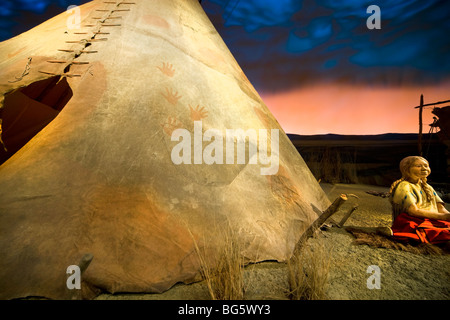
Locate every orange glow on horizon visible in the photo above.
<box><xmin>260</xmin><ymin>82</ymin><xmax>450</xmax><ymax>135</ymax></box>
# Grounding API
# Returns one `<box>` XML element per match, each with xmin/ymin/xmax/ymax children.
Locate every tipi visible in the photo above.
<box><xmin>0</xmin><ymin>0</ymin><xmax>330</xmax><ymax>299</ymax></box>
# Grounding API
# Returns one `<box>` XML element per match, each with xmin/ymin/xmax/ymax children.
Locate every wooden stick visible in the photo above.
<box><xmin>65</xmin><ymin>39</ymin><xmax>108</xmax><ymax>43</ymax></box>
<box><xmin>63</xmin><ymin>73</ymin><xmax>82</xmax><ymax>78</ymax></box>
<box><xmin>93</xmin><ymin>17</ymin><xmax>120</xmax><ymax>20</ymax></box>
<box><xmin>344</xmin><ymin>226</ymin><xmax>393</xmax><ymax>239</ymax></box>
<box><xmin>418</xmin><ymin>94</ymin><xmax>423</xmax><ymax>156</ymax></box>
<box><xmin>58</xmin><ymin>49</ymin><xmax>98</xmax><ymax>53</ymax></box>
<box><xmin>78</xmin><ymin>253</ymin><xmax>94</xmax><ymax>275</ymax></box>
<box><xmin>293</xmin><ymin>194</ymin><xmax>347</xmax><ymax>254</ymax></box>
<box><xmin>93</xmin><ymin>16</ymin><xmax>121</xmax><ymax>19</ymax></box>
<box><xmin>70</xmin><ymin>253</ymin><xmax>93</xmax><ymax>300</ymax></box>
<box><xmin>39</xmin><ymin>70</ymin><xmax>58</xmax><ymax>75</ymax></box>
<box><xmin>337</xmin><ymin>205</ymin><xmax>358</xmax><ymax>227</ymax></box>
<box><xmin>414</xmin><ymin>99</ymin><xmax>450</xmax><ymax>109</ymax></box>
<box><xmin>40</xmin><ymin>71</ymin><xmax>81</xmax><ymax>78</ymax></box>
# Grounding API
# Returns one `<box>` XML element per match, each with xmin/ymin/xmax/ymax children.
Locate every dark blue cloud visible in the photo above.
<box><xmin>204</xmin><ymin>0</ymin><xmax>450</xmax><ymax>91</ymax></box>
<box><xmin>221</xmin><ymin>0</ymin><xmax>303</xmax><ymax>31</ymax></box>
<box><xmin>0</xmin><ymin>0</ymin><xmax>88</xmax><ymax>41</ymax></box>
<box><xmin>287</xmin><ymin>16</ymin><xmax>333</xmax><ymax>53</ymax></box>
<box><xmin>1</xmin><ymin>0</ymin><xmax>449</xmax><ymax>92</ymax></box>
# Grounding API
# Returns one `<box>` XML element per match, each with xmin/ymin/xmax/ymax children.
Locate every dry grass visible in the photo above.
<box><xmin>190</xmin><ymin>224</ymin><xmax>245</xmax><ymax>300</ymax></box>
<box><xmin>287</xmin><ymin>235</ymin><xmax>331</xmax><ymax>300</ymax></box>
<box><xmin>190</xmin><ymin>221</ymin><xmax>332</xmax><ymax>301</ymax></box>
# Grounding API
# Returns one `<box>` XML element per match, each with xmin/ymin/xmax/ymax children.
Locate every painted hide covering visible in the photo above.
<box><xmin>0</xmin><ymin>0</ymin><xmax>330</xmax><ymax>299</ymax></box>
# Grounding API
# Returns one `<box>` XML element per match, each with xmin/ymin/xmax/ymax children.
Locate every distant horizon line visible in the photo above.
<box><xmin>286</xmin><ymin>132</ymin><xmax>438</xmax><ymax>137</ymax></box>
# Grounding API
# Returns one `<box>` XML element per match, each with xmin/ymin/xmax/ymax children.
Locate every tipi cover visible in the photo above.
<box><xmin>0</xmin><ymin>0</ymin><xmax>330</xmax><ymax>299</ymax></box>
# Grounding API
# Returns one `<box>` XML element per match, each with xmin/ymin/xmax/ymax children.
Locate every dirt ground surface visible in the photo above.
<box><xmin>96</xmin><ymin>183</ymin><xmax>450</xmax><ymax>300</ymax></box>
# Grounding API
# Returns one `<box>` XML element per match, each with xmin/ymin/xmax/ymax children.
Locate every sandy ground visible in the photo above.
<box><xmin>96</xmin><ymin>183</ymin><xmax>450</xmax><ymax>300</ymax></box>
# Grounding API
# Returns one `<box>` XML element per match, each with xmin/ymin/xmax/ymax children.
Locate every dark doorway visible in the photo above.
<box><xmin>0</xmin><ymin>76</ymin><xmax>72</xmax><ymax>164</ymax></box>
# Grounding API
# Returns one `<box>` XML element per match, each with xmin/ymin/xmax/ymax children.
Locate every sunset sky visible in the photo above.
<box><xmin>203</xmin><ymin>0</ymin><xmax>450</xmax><ymax>135</ymax></box>
<box><xmin>1</xmin><ymin>0</ymin><xmax>449</xmax><ymax>135</ymax></box>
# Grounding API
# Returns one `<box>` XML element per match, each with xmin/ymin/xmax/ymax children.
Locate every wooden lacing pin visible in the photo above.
<box><xmin>88</xmin><ymin>38</ymin><xmax>108</xmax><ymax>42</ymax></box>
<box><xmin>92</xmin><ymin>16</ymin><xmax>121</xmax><ymax>20</ymax></box>
<box><xmin>120</xmin><ymin>2</ymin><xmax>136</xmax><ymax>4</ymax></box>
<box><xmin>46</xmin><ymin>60</ymin><xmax>89</xmax><ymax>65</ymax></box>
<box><xmin>57</xmin><ymin>49</ymin><xmax>98</xmax><ymax>54</ymax></box>
<box><xmin>100</xmin><ymin>24</ymin><xmax>121</xmax><ymax>27</ymax></box>
<box><xmin>63</xmin><ymin>73</ymin><xmax>82</xmax><ymax>78</ymax></box>
<box><xmin>73</xmin><ymin>31</ymin><xmax>109</xmax><ymax>35</ymax></box>
<box><xmin>39</xmin><ymin>70</ymin><xmax>82</xmax><ymax>77</ymax></box>
<box><xmin>46</xmin><ymin>60</ymin><xmax>67</xmax><ymax>64</ymax></box>
<box><xmin>113</xmin><ymin>9</ymin><xmax>130</xmax><ymax>11</ymax></box>
<box><xmin>39</xmin><ymin>71</ymin><xmax>58</xmax><ymax>75</ymax></box>
<box><xmin>65</xmin><ymin>38</ymin><xmax>108</xmax><ymax>43</ymax></box>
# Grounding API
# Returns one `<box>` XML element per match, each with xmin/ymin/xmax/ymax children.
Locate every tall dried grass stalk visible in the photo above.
<box><xmin>190</xmin><ymin>225</ymin><xmax>245</xmax><ymax>300</ymax></box>
<box><xmin>287</xmin><ymin>236</ymin><xmax>331</xmax><ymax>300</ymax></box>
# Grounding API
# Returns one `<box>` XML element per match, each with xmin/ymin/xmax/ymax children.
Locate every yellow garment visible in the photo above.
<box><xmin>391</xmin><ymin>180</ymin><xmax>444</xmax><ymax>220</ymax></box>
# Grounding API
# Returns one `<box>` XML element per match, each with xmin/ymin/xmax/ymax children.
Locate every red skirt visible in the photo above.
<box><xmin>391</xmin><ymin>212</ymin><xmax>450</xmax><ymax>244</ymax></box>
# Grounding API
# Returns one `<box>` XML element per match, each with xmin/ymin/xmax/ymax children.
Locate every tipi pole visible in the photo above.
<box><xmin>293</xmin><ymin>194</ymin><xmax>347</xmax><ymax>256</ymax></box>
<box><xmin>418</xmin><ymin>94</ymin><xmax>423</xmax><ymax>156</ymax></box>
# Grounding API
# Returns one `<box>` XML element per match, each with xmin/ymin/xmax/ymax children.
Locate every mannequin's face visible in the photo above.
<box><xmin>408</xmin><ymin>159</ymin><xmax>430</xmax><ymax>183</ymax></box>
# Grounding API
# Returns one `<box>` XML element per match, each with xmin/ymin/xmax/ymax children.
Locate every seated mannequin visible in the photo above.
<box><xmin>388</xmin><ymin>156</ymin><xmax>450</xmax><ymax>244</ymax></box>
